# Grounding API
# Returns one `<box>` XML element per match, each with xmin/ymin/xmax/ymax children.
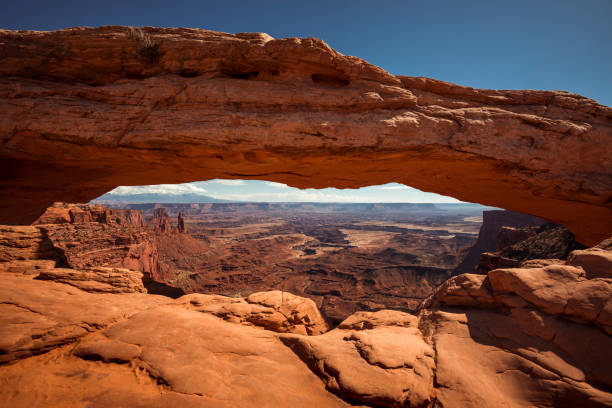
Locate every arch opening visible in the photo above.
<box><xmin>0</xmin><ymin>26</ymin><xmax>610</xmax><ymax>247</ymax></box>
<box><xmin>29</xmin><ymin>179</ymin><xmax>566</xmax><ymax>323</ymax></box>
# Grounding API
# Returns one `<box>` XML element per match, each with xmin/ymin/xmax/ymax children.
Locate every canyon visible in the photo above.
<box><xmin>32</xmin><ymin>202</ymin><xmax>487</xmax><ymax>323</ymax></box>
<box><xmin>33</xmin><ymin>201</ymin><xmax>582</xmax><ymax>325</ymax></box>
<box><xmin>0</xmin><ymin>26</ymin><xmax>610</xmax><ymax>407</ymax></box>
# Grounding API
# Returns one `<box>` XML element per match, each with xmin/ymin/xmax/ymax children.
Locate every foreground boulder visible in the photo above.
<box><xmin>177</xmin><ymin>290</ymin><xmax>328</xmax><ymax>335</ymax></box>
<box><xmin>418</xmin><ymin>244</ymin><xmax>612</xmax><ymax>407</ymax></box>
<box><xmin>0</xmin><ymin>274</ymin><xmax>347</xmax><ymax>407</ymax></box>
<box><xmin>281</xmin><ymin>310</ymin><xmax>435</xmax><ymax>407</ymax></box>
<box><xmin>68</xmin><ymin>307</ymin><xmax>346</xmax><ymax>407</ymax></box>
<box><xmin>1</xmin><ymin>27</ymin><xmax>610</xmax><ymax>244</ymax></box>
<box><xmin>35</xmin><ymin>266</ymin><xmax>146</xmax><ymax>294</ymax></box>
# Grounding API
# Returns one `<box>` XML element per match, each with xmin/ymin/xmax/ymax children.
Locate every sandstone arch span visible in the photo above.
<box><xmin>0</xmin><ymin>27</ymin><xmax>611</xmax><ymax>244</ymax></box>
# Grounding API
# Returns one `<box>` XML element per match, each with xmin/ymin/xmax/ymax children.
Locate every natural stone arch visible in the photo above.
<box><xmin>0</xmin><ymin>27</ymin><xmax>610</xmax><ymax>245</ymax></box>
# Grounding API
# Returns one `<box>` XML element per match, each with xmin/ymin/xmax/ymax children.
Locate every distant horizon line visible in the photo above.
<box><xmin>91</xmin><ymin>200</ymin><xmax>490</xmax><ymax>206</ymax></box>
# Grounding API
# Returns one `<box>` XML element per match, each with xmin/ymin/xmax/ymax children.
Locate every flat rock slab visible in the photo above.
<box><xmin>0</xmin><ymin>306</ymin><xmax>349</xmax><ymax>408</ymax></box>
<box><xmin>0</xmin><ymin>275</ymin><xmax>170</xmax><ymax>363</ymax></box>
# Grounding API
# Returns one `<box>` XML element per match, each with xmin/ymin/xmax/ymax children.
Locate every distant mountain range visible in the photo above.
<box><xmin>92</xmin><ymin>193</ymin><xmax>232</xmax><ymax>204</ymax></box>
<box><xmin>95</xmin><ymin>201</ymin><xmax>495</xmax><ymax>217</ymax></box>
<box><xmin>93</xmin><ymin>192</ymin><xmax>496</xmax><ymax>214</ymax></box>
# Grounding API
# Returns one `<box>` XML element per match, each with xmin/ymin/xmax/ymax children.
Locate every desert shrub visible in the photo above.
<box><xmin>126</xmin><ymin>27</ymin><xmax>160</xmax><ymax>64</ymax></box>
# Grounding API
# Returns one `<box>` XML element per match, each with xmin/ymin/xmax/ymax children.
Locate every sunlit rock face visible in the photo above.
<box><xmin>33</xmin><ymin>202</ymin><xmax>145</xmax><ymax>227</ymax></box>
<box><xmin>32</xmin><ymin>203</ymin><xmax>160</xmax><ymax>279</ymax></box>
<box><xmin>1</xmin><ymin>27</ymin><xmax>611</xmax><ymax>244</ymax></box>
<box><xmin>1</xmin><ymin>220</ymin><xmax>611</xmax><ymax>407</ymax></box>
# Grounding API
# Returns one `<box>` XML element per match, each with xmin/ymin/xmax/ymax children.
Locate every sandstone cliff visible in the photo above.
<box><xmin>476</xmin><ymin>222</ymin><xmax>586</xmax><ymax>273</ymax></box>
<box><xmin>34</xmin><ymin>201</ymin><xmax>145</xmax><ymax>226</ymax></box>
<box><xmin>32</xmin><ymin>203</ymin><xmax>197</xmax><ymax>297</ymax></box>
<box><xmin>454</xmin><ymin>210</ymin><xmax>545</xmax><ymax>274</ymax></box>
<box><xmin>1</xmin><ymin>27</ymin><xmax>611</xmax><ymax>244</ymax></box>
<box><xmin>35</xmin><ymin>203</ymin><xmax>160</xmax><ymax>277</ymax></box>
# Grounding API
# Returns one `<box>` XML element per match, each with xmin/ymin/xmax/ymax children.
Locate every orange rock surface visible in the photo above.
<box><xmin>0</xmin><ymin>222</ymin><xmax>610</xmax><ymax>407</ymax></box>
<box><xmin>34</xmin><ymin>202</ymin><xmax>145</xmax><ymax>226</ymax></box>
<box><xmin>0</xmin><ymin>27</ymin><xmax>611</xmax><ymax>244</ymax></box>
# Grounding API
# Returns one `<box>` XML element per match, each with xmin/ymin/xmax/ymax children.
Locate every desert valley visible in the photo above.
<box><xmin>36</xmin><ymin>201</ymin><xmax>500</xmax><ymax>322</ymax></box>
<box><xmin>0</xmin><ymin>23</ymin><xmax>610</xmax><ymax>408</ymax></box>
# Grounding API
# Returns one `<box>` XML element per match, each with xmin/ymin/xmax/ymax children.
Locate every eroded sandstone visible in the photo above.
<box><xmin>0</xmin><ymin>238</ymin><xmax>611</xmax><ymax>407</ymax></box>
<box><xmin>177</xmin><ymin>290</ymin><xmax>328</xmax><ymax>335</ymax></box>
<box><xmin>281</xmin><ymin>310</ymin><xmax>435</xmax><ymax>408</ymax></box>
<box><xmin>0</xmin><ymin>25</ymin><xmax>611</xmax><ymax>408</ymax></box>
<box><xmin>1</xmin><ymin>27</ymin><xmax>611</xmax><ymax>244</ymax></box>
<box><xmin>0</xmin><ymin>274</ymin><xmax>169</xmax><ymax>364</ymax></box>
<box><xmin>35</xmin><ymin>266</ymin><xmax>146</xmax><ymax>293</ymax></box>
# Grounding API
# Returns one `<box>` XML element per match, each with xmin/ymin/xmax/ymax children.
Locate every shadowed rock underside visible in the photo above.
<box><xmin>0</xmin><ymin>27</ymin><xmax>611</xmax><ymax>244</ymax></box>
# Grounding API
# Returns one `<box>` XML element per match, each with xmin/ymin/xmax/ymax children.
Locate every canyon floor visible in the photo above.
<box><xmin>101</xmin><ymin>202</ymin><xmax>488</xmax><ymax>323</ymax></box>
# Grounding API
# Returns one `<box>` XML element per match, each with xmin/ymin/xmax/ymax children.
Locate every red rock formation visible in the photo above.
<box><xmin>0</xmin><ymin>27</ymin><xmax>611</xmax><ymax>244</ymax></box>
<box><xmin>496</xmin><ymin>225</ymin><xmax>536</xmax><ymax>250</ymax></box>
<box><xmin>177</xmin><ymin>290</ymin><xmax>328</xmax><ymax>335</ymax></box>
<box><xmin>27</xmin><ymin>203</ymin><xmax>200</xmax><ymax>296</ymax></box>
<box><xmin>0</xmin><ymin>230</ymin><xmax>344</xmax><ymax>406</ymax></box>
<box><xmin>34</xmin><ymin>202</ymin><xmax>144</xmax><ymax>227</ymax></box>
<box><xmin>22</xmin><ymin>203</ymin><xmax>161</xmax><ymax>282</ymax></box>
<box><xmin>177</xmin><ymin>211</ymin><xmax>186</xmax><ymax>233</ymax></box>
<box><xmin>454</xmin><ymin>210</ymin><xmax>545</xmax><ymax>274</ymax></box>
<box><xmin>476</xmin><ymin>223</ymin><xmax>586</xmax><ymax>273</ymax></box>
<box><xmin>282</xmin><ymin>244</ymin><xmax>612</xmax><ymax>407</ymax></box>
<box><xmin>35</xmin><ymin>266</ymin><xmax>147</xmax><ymax>294</ymax></box>
<box><xmin>0</xmin><ymin>224</ymin><xmax>147</xmax><ymax>295</ymax></box>
<box><xmin>0</xmin><ymin>25</ymin><xmax>610</xmax><ymax>407</ymax></box>
<box><xmin>0</xmin><ymin>225</ymin><xmax>64</xmax><ymax>263</ymax></box>
<box><xmin>152</xmin><ymin>207</ymin><xmax>172</xmax><ymax>234</ymax></box>
<box><xmin>39</xmin><ymin>219</ymin><xmax>159</xmax><ymax>276</ymax></box>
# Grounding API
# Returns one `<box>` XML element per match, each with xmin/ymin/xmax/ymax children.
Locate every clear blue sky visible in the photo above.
<box><xmin>4</xmin><ymin>0</ymin><xmax>610</xmax><ymax>203</ymax></box>
<box><xmin>2</xmin><ymin>0</ymin><xmax>610</xmax><ymax>105</ymax></box>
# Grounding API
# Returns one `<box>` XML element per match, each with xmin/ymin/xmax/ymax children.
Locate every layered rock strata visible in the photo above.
<box><xmin>454</xmin><ymin>210</ymin><xmax>545</xmax><ymax>274</ymax></box>
<box><xmin>1</xmin><ymin>27</ymin><xmax>611</xmax><ymax>244</ymax></box>
<box><xmin>35</xmin><ymin>266</ymin><xmax>146</xmax><ymax>293</ymax></box>
<box><xmin>476</xmin><ymin>222</ymin><xmax>586</xmax><ymax>273</ymax></box>
<box><xmin>33</xmin><ymin>203</ymin><xmax>161</xmax><ymax>278</ymax></box>
<box><xmin>34</xmin><ymin>201</ymin><xmax>145</xmax><ymax>226</ymax></box>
